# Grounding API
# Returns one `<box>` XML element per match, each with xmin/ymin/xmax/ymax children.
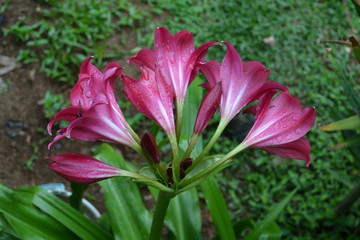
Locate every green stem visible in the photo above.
<box><xmin>188</xmin><ymin>119</ymin><xmax>228</xmax><ymax>172</ymax></box>
<box><xmin>181</xmin><ymin>143</ymin><xmax>246</xmax><ymax>189</ymax></box>
<box><xmin>182</xmin><ymin>134</ymin><xmax>199</xmax><ymax>161</ymax></box>
<box><xmin>175</xmin><ymin>99</ymin><xmax>184</xmax><ymax>143</ymax></box>
<box><xmin>69</xmin><ymin>183</ymin><xmax>88</xmax><ymax>211</ymax></box>
<box><xmin>169</xmin><ymin>134</ymin><xmax>180</xmax><ymax>185</ymax></box>
<box><xmin>127</xmin><ymin>125</ymin><xmax>141</xmax><ymax>145</ymax></box>
<box><xmin>150</xmin><ymin>191</ymin><xmax>173</xmax><ymax>240</ymax></box>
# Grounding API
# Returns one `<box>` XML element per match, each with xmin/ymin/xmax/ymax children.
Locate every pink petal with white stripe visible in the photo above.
<box><xmin>123</xmin><ymin>56</ymin><xmax>175</xmax><ymax>136</ymax></box>
<box><xmin>243</xmin><ymin>91</ymin><xmax>316</xmax><ymax>147</ymax></box>
<box><xmin>154</xmin><ymin>27</ymin><xmax>219</xmax><ymax>102</ymax></box>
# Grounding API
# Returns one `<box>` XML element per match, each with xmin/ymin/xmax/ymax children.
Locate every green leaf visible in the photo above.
<box><xmin>328</xmin><ymin>53</ymin><xmax>360</xmax><ymax>116</ymax></box>
<box><xmin>320</xmin><ymin>115</ymin><xmax>360</xmax><ymax>131</ymax></box>
<box><xmin>0</xmin><ymin>213</ymin><xmax>20</xmax><ymax>239</ymax></box>
<box><xmin>327</xmin><ymin>169</ymin><xmax>354</xmax><ymax>188</ymax></box>
<box><xmin>95</xmin><ymin>144</ymin><xmax>152</xmax><ymax>240</ymax></box>
<box><xmin>14</xmin><ymin>187</ymin><xmax>112</xmax><ymax>240</ymax></box>
<box><xmin>349</xmin><ymin>36</ymin><xmax>360</xmax><ymax>63</ymax></box>
<box><xmin>201</xmin><ymin>177</ymin><xmax>236</xmax><ymax>240</ymax></box>
<box><xmin>0</xmin><ymin>185</ymin><xmax>78</xmax><ymax>240</ymax></box>
<box><xmin>232</xmin><ymin>217</ymin><xmax>256</xmax><ymax>237</ymax></box>
<box><xmin>166</xmin><ymin>188</ymin><xmax>201</xmax><ymax>240</ymax></box>
<box><xmin>181</xmin><ymin>76</ymin><xmax>204</xmax><ymax>152</ymax></box>
<box><xmin>351</xmin><ymin>0</ymin><xmax>360</xmax><ymax>17</ymax></box>
<box><xmin>332</xmin><ymin>136</ymin><xmax>360</xmax><ymax>150</ymax></box>
<box><xmin>244</xmin><ymin>189</ymin><xmax>297</xmax><ymax>240</ymax></box>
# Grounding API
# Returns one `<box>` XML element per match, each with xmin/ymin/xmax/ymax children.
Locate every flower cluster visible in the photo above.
<box><xmin>48</xmin><ymin>27</ymin><xmax>316</xmax><ymax>191</ymax></box>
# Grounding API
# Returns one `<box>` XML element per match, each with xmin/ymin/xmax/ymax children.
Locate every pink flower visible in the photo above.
<box><xmin>241</xmin><ymin>91</ymin><xmax>316</xmax><ymax>166</ymax></box>
<box><xmin>194</xmin><ymin>82</ymin><xmax>222</xmax><ymax>135</ymax></box>
<box><xmin>154</xmin><ymin>27</ymin><xmax>220</xmax><ymax>103</ymax></box>
<box><xmin>198</xmin><ymin>42</ymin><xmax>286</xmax><ymax>123</ymax></box>
<box><xmin>122</xmin><ymin>49</ymin><xmax>176</xmax><ymax>136</ymax></box>
<box><xmin>47</xmin><ymin>57</ymin><xmax>136</xmax><ymax>149</ymax></box>
<box><xmin>49</xmin><ymin>153</ymin><xmax>122</xmax><ymax>184</ymax></box>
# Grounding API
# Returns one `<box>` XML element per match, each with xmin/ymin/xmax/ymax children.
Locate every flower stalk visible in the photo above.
<box><xmin>149</xmin><ymin>191</ymin><xmax>173</xmax><ymax>240</ymax></box>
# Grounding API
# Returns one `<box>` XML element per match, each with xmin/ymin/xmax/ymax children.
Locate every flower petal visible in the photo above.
<box><xmin>198</xmin><ymin>60</ymin><xmax>221</xmax><ymax>91</ymax></box>
<box><xmin>47</xmin><ymin>106</ymin><xmax>79</xmax><ymax>135</ymax></box>
<box><xmin>194</xmin><ymin>82</ymin><xmax>222</xmax><ymax>135</ymax></box>
<box><xmin>123</xmin><ymin>63</ymin><xmax>175</xmax><ymax>135</ymax></box>
<box><xmin>257</xmin><ymin>137</ymin><xmax>311</xmax><ymax>167</ymax></box>
<box><xmin>64</xmin><ymin>103</ymin><xmax>135</xmax><ymax>146</ymax></box>
<box><xmin>154</xmin><ymin>27</ymin><xmax>219</xmax><ymax>101</ymax></box>
<box><xmin>49</xmin><ymin>153</ymin><xmax>122</xmax><ymax>184</ymax></box>
<box><xmin>243</xmin><ymin>91</ymin><xmax>316</xmax><ymax>147</ymax></box>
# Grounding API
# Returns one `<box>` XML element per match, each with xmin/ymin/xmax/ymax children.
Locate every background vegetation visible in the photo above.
<box><xmin>4</xmin><ymin>0</ymin><xmax>360</xmax><ymax>238</ymax></box>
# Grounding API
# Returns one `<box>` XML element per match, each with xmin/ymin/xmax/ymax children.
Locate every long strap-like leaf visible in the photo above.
<box><xmin>95</xmin><ymin>144</ymin><xmax>152</xmax><ymax>240</ymax></box>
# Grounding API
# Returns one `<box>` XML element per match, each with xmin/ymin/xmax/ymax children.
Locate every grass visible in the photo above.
<box><xmin>5</xmin><ymin>0</ymin><xmax>360</xmax><ymax>238</ymax></box>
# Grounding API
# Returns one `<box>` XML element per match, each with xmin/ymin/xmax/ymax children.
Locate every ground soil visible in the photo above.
<box><xmin>0</xmin><ymin>1</ymin><xmax>111</xmax><ymax>217</ymax></box>
<box><xmin>0</xmin><ymin>0</ymin><xmax>215</xmax><ymax>238</ymax></box>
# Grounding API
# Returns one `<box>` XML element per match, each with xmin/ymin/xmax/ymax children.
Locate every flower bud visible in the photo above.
<box><xmin>141</xmin><ymin>131</ymin><xmax>161</xmax><ymax>164</ymax></box>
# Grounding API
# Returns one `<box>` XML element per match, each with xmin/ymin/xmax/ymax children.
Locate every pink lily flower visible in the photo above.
<box><xmin>49</xmin><ymin>153</ymin><xmax>122</xmax><ymax>184</ymax></box>
<box><xmin>198</xmin><ymin>42</ymin><xmax>286</xmax><ymax>124</ymax></box>
<box><xmin>47</xmin><ymin>57</ymin><xmax>136</xmax><ymax>149</ymax></box>
<box><xmin>194</xmin><ymin>82</ymin><xmax>222</xmax><ymax>135</ymax></box>
<box><xmin>241</xmin><ymin>91</ymin><xmax>316</xmax><ymax>166</ymax></box>
<box><xmin>154</xmin><ymin>27</ymin><xmax>220</xmax><ymax>103</ymax></box>
<box><xmin>122</xmin><ymin>49</ymin><xmax>176</xmax><ymax>136</ymax></box>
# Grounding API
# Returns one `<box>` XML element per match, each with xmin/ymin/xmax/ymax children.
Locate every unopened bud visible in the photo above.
<box><xmin>141</xmin><ymin>131</ymin><xmax>160</xmax><ymax>164</ymax></box>
<box><xmin>180</xmin><ymin>158</ymin><xmax>193</xmax><ymax>171</ymax></box>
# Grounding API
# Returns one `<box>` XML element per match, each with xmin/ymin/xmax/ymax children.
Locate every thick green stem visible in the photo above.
<box><xmin>188</xmin><ymin>119</ymin><xmax>228</xmax><ymax>172</ymax></box>
<box><xmin>150</xmin><ymin>191</ymin><xmax>173</xmax><ymax>240</ymax></box>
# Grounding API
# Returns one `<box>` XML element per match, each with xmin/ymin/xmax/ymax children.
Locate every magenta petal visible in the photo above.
<box><xmin>198</xmin><ymin>61</ymin><xmax>221</xmax><ymax>91</ymax></box>
<box><xmin>127</xmin><ymin>49</ymin><xmax>155</xmax><ymax>70</ymax></box>
<box><xmin>47</xmin><ymin>106</ymin><xmax>79</xmax><ymax>135</ymax></box>
<box><xmin>48</xmin><ymin>134</ymin><xmax>67</xmax><ymax>150</ymax></box>
<box><xmin>154</xmin><ymin>27</ymin><xmax>219</xmax><ymax>101</ymax></box>
<box><xmin>64</xmin><ymin>103</ymin><xmax>135</xmax><ymax>145</ymax></box>
<box><xmin>194</xmin><ymin>82</ymin><xmax>222</xmax><ymax>135</ymax></box>
<box><xmin>141</xmin><ymin>131</ymin><xmax>161</xmax><ymax>164</ymax></box>
<box><xmin>187</xmin><ymin>41</ymin><xmax>220</xmax><ymax>85</ymax></box>
<box><xmin>48</xmin><ymin>57</ymin><xmax>135</xmax><ymax>148</ymax></box>
<box><xmin>122</xmin><ymin>64</ymin><xmax>175</xmax><ymax>135</ymax></box>
<box><xmin>198</xmin><ymin>42</ymin><xmax>285</xmax><ymax>124</ymax></box>
<box><xmin>49</xmin><ymin>153</ymin><xmax>122</xmax><ymax>184</ymax></box>
<box><xmin>243</xmin><ymin>91</ymin><xmax>316</xmax><ymax>148</ymax></box>
<box><xmin>258</xmin><ymin>138</ymin><xmax>311</xmax><ymax>167</ymax></box>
